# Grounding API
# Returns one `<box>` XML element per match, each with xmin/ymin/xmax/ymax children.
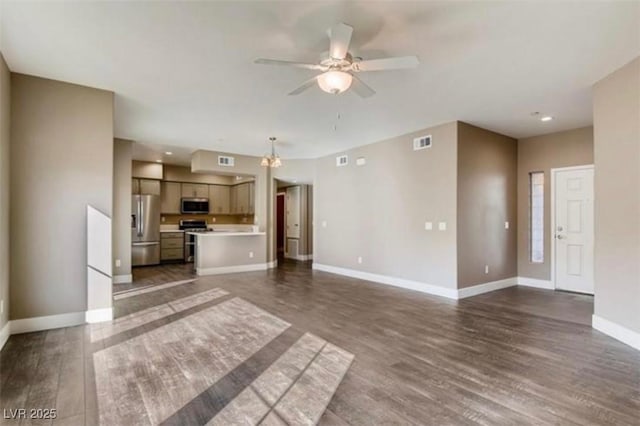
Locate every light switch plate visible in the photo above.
<box><xmin>115</xmin><ymin>259</ymin><xmax>121</xmax><ymax>268</ymax></box>
<box><xmin>505</xmin><ymin>221</ymin><xmax>509</xmax><ymax>229</ymax></box>
<box><xmin>357</xmin><ymin>256</ymin><xmax>363</xmax><ymax>264</ymax></box>
<box><xmin>438</xmin><ymin>222</ymin><xmax>447</xmax><ymax>231</ymax></box>
<box><xmin>424</xmin><ymin>222</ymin><xmax>433</xmax><ymax>231</ymax></box>
<box><xmin>249</xmin><ymin>251</ymin><xmax>254</xmax><ymax>258</ymax></box>
<box><xmin>322</xmin><ymin>221</ymin><xmax>327</xmax><ymax>228</ymax></box>
<box><xmin>356</xmin><ymin>157</ymin><xmax>366</xmax><ymax>166</ymax></box>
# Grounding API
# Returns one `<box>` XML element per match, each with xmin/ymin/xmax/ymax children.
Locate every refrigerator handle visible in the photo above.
<box><xmin>139</xmin><ymin>198</ymin><xmax>144</xmax><ymax>237</ymax></box>
<box><xmin>131</xmin><ymin>214</ymin><xmax>137</xmax><ymax>229</ymax></box>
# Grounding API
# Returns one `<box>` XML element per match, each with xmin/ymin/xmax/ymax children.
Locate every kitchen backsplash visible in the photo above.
<box><xmin>161</xmin><ymin>214</ymin><xmax>255</xmax><ymax>225</ymax></box>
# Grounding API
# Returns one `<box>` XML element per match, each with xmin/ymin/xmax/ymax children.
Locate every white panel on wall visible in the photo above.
<box><xmin>87</xmin><ymin>205</ymin><xmax>112</xmax><ymax>277</ymax></box>
<box><xmin>87</xmin><ymin>267</ymin><xmax>112</xmax><ymax>311</ymax></box>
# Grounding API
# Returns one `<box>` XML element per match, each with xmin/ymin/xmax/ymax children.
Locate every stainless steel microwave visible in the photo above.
<box><xmin>181</xmin><ymin>198</ymin><xmax>209</xmax><ymax>214</ymax></box>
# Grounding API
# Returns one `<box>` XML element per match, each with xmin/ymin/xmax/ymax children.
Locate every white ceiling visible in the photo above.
<box><xmin>2</xmin><ymin>1</ymin><xmax>639</xmax><ymax>159</ymax></box>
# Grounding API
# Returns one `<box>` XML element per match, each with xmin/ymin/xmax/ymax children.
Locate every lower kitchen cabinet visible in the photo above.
<box><xmin>160</xmin><ymin>232</ymin><xmax>184</xmax><ymax>262</ymax></box>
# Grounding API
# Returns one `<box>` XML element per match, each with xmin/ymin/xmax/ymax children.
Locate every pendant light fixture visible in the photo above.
<box><xmin>261</xmin><ymin>137</ymin><xmax>282</xmax><ymax>168</ymax></box>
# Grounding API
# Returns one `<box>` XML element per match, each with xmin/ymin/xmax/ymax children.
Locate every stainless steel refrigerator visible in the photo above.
<box><xmin>131</xmin><ymin>194</ymin><xmax>161</xmax><ymax>266</ymax></box>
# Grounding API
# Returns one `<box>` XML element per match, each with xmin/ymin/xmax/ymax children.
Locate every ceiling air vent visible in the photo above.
<box><xmin>336</xmin><ymin>155</ymin><xmax>348</xmax><ymax>167</ymax></box>
<box><xmin>218</xmin><ymin>155</ymin><xmax>235</xmax><ymax>167</ymax></box>
<box><xmin>413</xmin><ymin>135</ymin><xmax>432</xmax><ymax>151</ymax></box>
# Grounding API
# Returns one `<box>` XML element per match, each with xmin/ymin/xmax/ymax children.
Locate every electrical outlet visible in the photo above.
<box><xmin>115</xmin><ymin>259</ymin><xmax>121</xmax><ymax>268</ymax></box>
<box><xmin>485</xmin><ymin>265</ymin><xmax>489</xmax><ymax>274</ymax></box>
<box><xmin>438</xmin><ymin>222</ymin><xmax>447</xmax><ymax>231</ymax></box>
<box><xmin>424</xmin><ymin>222</ymin><xmax>433</xmax><ymax>231</ymax></box>
<box><xmin>357</xmin><ymin>256</ymin><xmax>363</xmax><ymax>264</ymax></box>
<box><xmin>161</xmin><ymin>216</ymin><xmax>165</xmax><ymax>223</ymax></box>
<box><xmin>211</xmin><ymin>217</ymin><xmax>216</xmax><ymax>223</ymax></box>
<box><xmin>249</xmin><ymin>251</ymin><xmax>254</xmax><ymax>258</ymax></box>
<box><xmin>505</xmin><ymin>221</ymin><xmax>509</xmax><ymax>229</ymax></box>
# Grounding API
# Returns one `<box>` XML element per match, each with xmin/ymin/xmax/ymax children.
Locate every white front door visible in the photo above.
<box><xmin>553</xmin><ymin>166</ymin><xmax>594</xmax><ymax>294</ymax></box>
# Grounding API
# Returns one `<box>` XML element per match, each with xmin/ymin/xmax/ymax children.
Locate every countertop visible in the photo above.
<box><xmin>186</xmin><ymin>231</ymin><xmax>266</xmax><ymax>237</ymax></box>
<box><xmin>160</xmin><ymin>229</ymin><xmax>184</xmax><ymax>233</ymax></box>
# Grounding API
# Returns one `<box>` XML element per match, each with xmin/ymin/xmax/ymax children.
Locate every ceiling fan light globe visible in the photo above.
<box><xmin>261</xmin><ymin>157</ymin><xmax>270</xmax><ymax>167</ymax></box>
<box><xmin>273</xmin><ymin>157</ymin><xmax>282</xmax><ymax>168</ymax></box>
<box><xmin>317</xmin><ymin>71</ymin><xmax>353</xmax><ymax>94</ymax></box>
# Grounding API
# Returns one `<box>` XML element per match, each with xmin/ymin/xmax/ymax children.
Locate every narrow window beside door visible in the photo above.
<box><xmin>529</xmin><ymin>172</ymin><xmax>544</xmax><ymax>263</ymax></box>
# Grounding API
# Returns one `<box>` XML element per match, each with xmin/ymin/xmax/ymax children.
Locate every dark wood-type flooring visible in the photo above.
<box><xmin>1</xmin><ymin>260</ymin><xmax>639</xmax><ymax>425</ymax></box>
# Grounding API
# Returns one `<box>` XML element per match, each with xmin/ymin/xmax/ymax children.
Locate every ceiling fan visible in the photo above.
<box><xmin>255</xmin><ymin>23</ymin><xmax>419</xmax><ymax>98</ymax></box>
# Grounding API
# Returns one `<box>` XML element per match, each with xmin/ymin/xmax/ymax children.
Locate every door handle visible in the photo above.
<box><xmin>556</xmin><ymin>234</ymin><xmax>565</xmax><ymax>240</ymax></box>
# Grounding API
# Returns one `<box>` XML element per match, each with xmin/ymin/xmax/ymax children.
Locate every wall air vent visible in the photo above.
<box><xmin>336</xmin><ymin>155</ymin><xmax>348</xmax><ymax>167</ymax></box>
<box><xmin>218</xmin><ymin>155</ymin><xmax>235</xmax><ymax>167</ymax></box>
<box><xmin>413</xmin><ymin>135</ymin><xmax>432</xmax><ymax>151</ymax></box>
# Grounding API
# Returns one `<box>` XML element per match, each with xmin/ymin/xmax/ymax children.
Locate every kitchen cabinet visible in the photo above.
<box><xmin>181</xmin><ymin>183</ymin><xmax>208</xmax><ymax>198</ymax></box>
<box><xmin>161</xmin><ymin>182</ymin><xmax>181</xmax><ymax>214</ymax></box>
<box><xmin>160</xmin><ymin>232</ymin><xmax>184</xmax><ymax>262</ymax></box>
<box><xmin>228</xmin><ymin>182</ymin><xmax>255</xmax><ymax>214</ymax></box>
<box><xmin>209</xmin><ymin>185</ymin><xmax>230</xmax><ymax>214</ymax></box>
<box><xmin>132</xmin><ymin>178</ymin><xmax>161</xmax><ymax>195</ymax></box>
<box><xmin>229</xmin><ymin>185</ymin><xmax>237</xmax><ymax>214</ymax></box>
<box><xmin>236</xmin><ymin>183</ymin><xmax>250</xmax><ymax>214</ymax></box>
<box><xmin>248</xmin><ymin>182</ymin><xmax>255</xmax><ymax>214</ymax></box>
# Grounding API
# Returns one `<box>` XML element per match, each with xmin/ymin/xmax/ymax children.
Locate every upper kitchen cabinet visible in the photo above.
<box><xmin>209</xmin><ymin>185</ymin><xmax>230</xmax><ymax>214</ymax></box>
<box><xmin>181</xmin><ymin>183</ymin><xmax>208</xmax><ymax>198</ymax></box>
<box><xmin>132</xmin><ymin>178</ymin><xmax>161</xmax><ymax>195</ymax></box>
<box><xmin>248</xmin><ymin>182</ymin><xmax>255</xmax><ymax>214</ymax></box>
<box><xmin>232</xmin><ymin>182</ymin><xmax>254</xmax><ymax>214</ymax></box>
<box><xmin>161</xmin><ymin>181</ymin><xmax>181</xmax><ymax>214</ymax></box>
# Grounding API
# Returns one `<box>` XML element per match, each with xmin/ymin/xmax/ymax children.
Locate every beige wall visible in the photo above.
<box><xmin>593</xmin><ymin>57</ymin><xmax>640</xmax><ymax>334</ymax></box>
<box><xmin>10</xmin><ymin>74</ymin><xmax>113</xmax><ymax>320</ymax></box>
<box><xmin>457</xmin><ymin>122</ymin><xmax>517</xmax><ymax>288</ymax></box>
<box><xmin>0</xmin><ymin>54</ymin><xmax>10</xmax><ymax>331</ymax></box>
<box><xmin>113</xmin><ymin>139</ymin><xmax>132</xmax><ymax>278</ymax></box>
<box><xmin>314</xmin><ymin>122</ymin><xmax>459</xmax><ymax>289</ymax></box>
<box><xmin>132</xmin><ymin>160</ymin><xmax>162</xmax><ymax>180</ymax></box>
<box><xmin>163</xmin><ymin>164</ymin><xmax>239</xmax><ymax>185</ymax></box>
<box><xmin>517</xmin><ymin>127</ymin><xmax>594</xmax><ymax>281</ymax></box>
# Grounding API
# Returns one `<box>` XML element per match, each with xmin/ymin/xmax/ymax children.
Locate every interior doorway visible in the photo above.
<box><xmin>276</xmin><ymin>192</ymin><xmax>285</xmax><ymax>256</ymax></box>
<box><xmin>551</xmin><ymin>165</ymin><xmax>595</xmax><ymax>294</ymax></box>
<box><xmin>274</xmin><ymin>180</ymin><xmax>313</xmax><ymax>263</ymax></box>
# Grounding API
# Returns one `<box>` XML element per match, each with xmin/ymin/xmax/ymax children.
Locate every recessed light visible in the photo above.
<box><xmin>165</xmin><ymin>151</ymin><xmax>173</xmax><ymax>155</ymax></box>
<box><xmin>540</xmin><ymin>116</ymin><xmax>554</xmax><ymax>122</ymax></box>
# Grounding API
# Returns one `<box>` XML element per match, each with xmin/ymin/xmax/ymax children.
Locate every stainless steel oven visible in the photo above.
<box><xmin>179</xmin><ymin>219</ymin><xmax>207</xmax><ymax>263</ymax></box>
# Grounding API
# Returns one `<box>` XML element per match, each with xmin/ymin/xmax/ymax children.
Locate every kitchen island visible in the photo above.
<box><xmin>187</xmin><ymin>231</ymin><xmax>269</xmax><ymax>276</ymax></box>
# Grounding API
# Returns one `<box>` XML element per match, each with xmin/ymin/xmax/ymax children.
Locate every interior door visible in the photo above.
<box><xmin>554</xmin><ymin>167</ymin><xmax>594</xmax><ymax>294</ymax></box>
<box><xmin>286</xmin><ymin>186</ymin><xmax>300</xmax><ymax>238</ymax></box>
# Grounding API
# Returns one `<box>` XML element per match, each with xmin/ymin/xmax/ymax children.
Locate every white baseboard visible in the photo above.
<box><xmin>113</xmin><ymin>274</ymin><xmax>133</xmax><ymax>284</ymax></box>
<box><xmin>592</xmin><ymin>314</ymin><xmax>640</xmax><ymax>351</ymax></box>
<box><xmin>267</xmin><ymin>260</ymin><xmax>278</xmax><ymax>269</ymax></box>
<box><xmin>517</xmin><ymin>276</ymin><xmax>554</xmax><ymax>289</ymax></box>
<box><xmin>312</xmin><ymin>263</ymin><xmax>458</xmax><ymax>299</ymax></box>
<box><xmin>0</xmin><ymin>322</ymin><xmax>9</xmax><ymax>351</ymax></box>
<box><xmin>10</xmin><ymin>311</ymin><xmax>86</xmax><ymax>335</ymax></box>
<box><xmin>457</xmin><ymin>277</ymin><xmax>518</xmax><ymax>299</ymax></box>
<box><xmin>85</xmin><ymin>308</ymin><xmax>113</xmax><ymax>323</ymax></box>
<box><xmin>296</xmin><ymin>254</ymin><xmax>313</xmax><ymax>261</ymax></box>
<box><xmin>197</xmin><ymin>263</ymin><xmax>269</xmax><ymax>276</ymax></box>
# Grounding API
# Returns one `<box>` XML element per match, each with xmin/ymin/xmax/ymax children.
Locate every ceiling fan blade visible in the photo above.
<box><xmin>352</xmin><ymin>56</ymin><xmax>420</xmax><ymax>72</ymax></box>
<box><xmin>288</xmin><ymin>76</ymin><xmax>319</xmax><ymax>96</ymax></box>
<box><xmin>351</xmin><ymin>75</ymin><xmax>375</xmax><ymax>98</ymax></box>
<box><xmin>328</xmin><ymin>23</ymin><xmax>353</xmax><ymax>60</ymax></box>
<box><xmin>254</xmin><ymin>58</ymin><xmax>325</xmax><ymax>71</ymax></box>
